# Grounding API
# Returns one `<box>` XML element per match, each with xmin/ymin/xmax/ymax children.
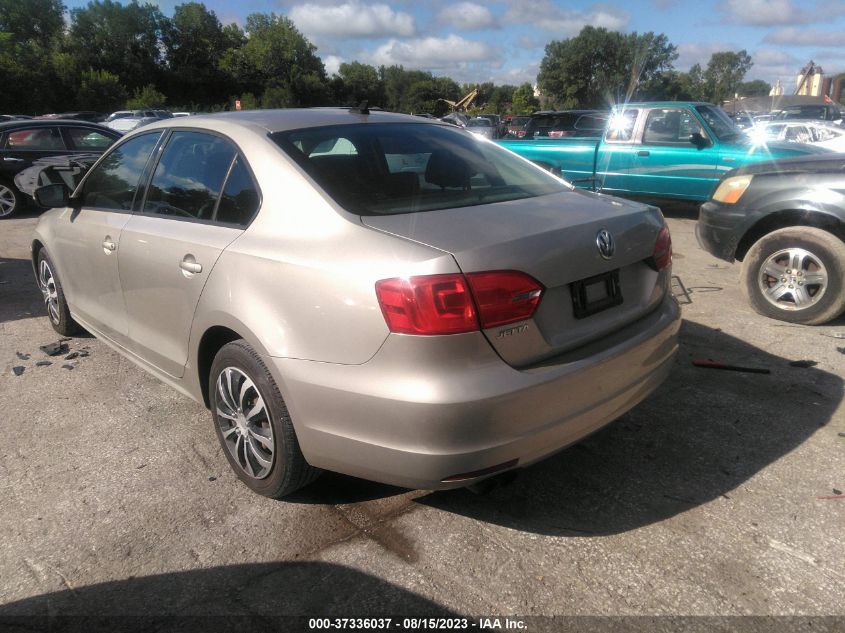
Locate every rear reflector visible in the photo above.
<box><xmin>649</xmin><ymin>226</ymin><xmax>672</xmax><ymax>271</ymax></box>
<box><xmin>376</xmin><ymin>271</ymin><xmax>544</xmax><ymax>335</ymax></box>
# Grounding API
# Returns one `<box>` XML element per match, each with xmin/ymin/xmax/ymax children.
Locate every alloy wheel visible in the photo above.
<box><xmin>38</xmin><ymin>259</ymin><xmax>60</xmax><ymax>324</ymax></box>
<box><xmin>215</xmin><ymin>367</ymin><xmax>275</xmax><ymax>479</ymax></box>
<box><xmin>0</xmin><ymin>184</ymin><xmax>16</xmax><ymax>218</ymax></box>
<box><xmin>758</xmin><ymin>247</ymin><xmax>827</xmax><ymax>311</ymax></box>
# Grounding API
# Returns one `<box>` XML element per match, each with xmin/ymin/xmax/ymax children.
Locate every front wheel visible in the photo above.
<box><xmin>36</xmin><ymin>249</ymin><xmax>81</xmax><ymax>336</ymax></box>
<box><xmin>741</xmin><ymin>227</ymin><xmax>845</xmax><ymax>325</ymax></box>
<box><xmin>0</xmin><ymin>181</ymin><xmax>22</xmax><ymax>219</ymax></box>
<box><xmin>209</xmin><ymin>340</ymin><xmax>320</xmax><ymax>498</ymax></box>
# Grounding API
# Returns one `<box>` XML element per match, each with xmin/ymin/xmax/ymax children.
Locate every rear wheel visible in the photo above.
<box><xmin>209</xmin><ymin>340</ymin><xmax>320</xmax><ymax>498</ymax></box>
<box><xmin>0</xmin><ymin>181</ymin><xmax>22</xmax><ymax>219</ymax></box>
<box><xmin>741</xmin><ymin>227</ymin><xmax>845</xmax><ymax>325</ymax></box>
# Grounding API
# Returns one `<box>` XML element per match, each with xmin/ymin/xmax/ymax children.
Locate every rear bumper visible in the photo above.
<box><xmin>269</xmin><ymin>295</ymin><xmax>681</xmax><ymax>490</ymax></box>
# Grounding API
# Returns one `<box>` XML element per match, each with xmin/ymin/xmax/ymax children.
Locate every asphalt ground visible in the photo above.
<box><xmin>1</xmin><ymin>205</ymin><xmax>844</xmax><ymax>632</ymax></box>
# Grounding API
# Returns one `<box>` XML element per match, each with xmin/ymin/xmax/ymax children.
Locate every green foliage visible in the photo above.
<box><xmin>736</xmin><ymin>79</ymin><xmax>770</xmax><ymax>98</ymax></box>
<box><xmin>0</xmin><ymin>0</ymin><xmax>65</xmax><ymax>45</ymax></box>
<box><xmin>538</xmin><ymin>27</ymin><xmax>677</xmax><ymax>108</ymax></box>
<box><xmin>77</xmin><ymin>69</ymin><xmax>127</xmax><ymax>111</ymax></box>
<box><xmin>703</xmin><ymin>50</ymin><xmax>752</xmax><ymax>103</ymax></box>
<box><xmin>219</xmin><ymin>13</ymin><xmax>327</xmax><ymax>108</ymax></box>
<box><xmin>335</xmin><ymin>61</ymin><xmax>384</xmax><ymax>106</ymax></box>
<box><xmin>126</xmin><ymin>83</ymin><xmax>166</xmax><ymax>108</ymax></box>
<box><xmin>68</xmin><ymin>0</ymin><xmax>167</xmax><ymax>93</ymax></box>
<box><xmin>511</xmin><ymin>83</ymin><xmax>540</xmax><ymax>114</ymax></box>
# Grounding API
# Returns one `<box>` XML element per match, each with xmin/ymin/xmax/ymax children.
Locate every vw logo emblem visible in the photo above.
<box><xmin>596</xmin><ymin>229</ymin><xmax>615</xmax><ymax>260</ymax></box>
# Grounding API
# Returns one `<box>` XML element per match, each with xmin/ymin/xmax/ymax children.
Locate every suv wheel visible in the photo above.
<box><xmin>210</xmin><ymin>340</ymin><xmax>320</xmax><ymax>497</ymax></box>
<box><xmin>0</xmin><ymin>181</ymin><xmax>22</xmax><ymax>219</ymax></box>
<box><xmin>741</xmin><ymin>227</ymin><xmax>845</xmax><ymax>325</ymax></box>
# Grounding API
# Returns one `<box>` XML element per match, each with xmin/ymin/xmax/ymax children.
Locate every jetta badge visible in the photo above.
<box><xmin>596</xmin><ymin>229</ymin><xmax>615</xmax><ymax>260</ymax></box>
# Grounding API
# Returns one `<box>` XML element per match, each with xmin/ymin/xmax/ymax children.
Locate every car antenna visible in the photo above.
<box><xmin>356</xmin><ymin>100</ymin><xmax>369</xmax><ymax>115</ymax></box>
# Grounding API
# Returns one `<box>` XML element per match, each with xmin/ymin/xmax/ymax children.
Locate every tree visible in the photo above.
<box><xmin>77</xmin><ymin>68</ymin><xmax>127</xmax><ymax>111</ymax></box>
<box><xmin>0</xmin><ymin>0</ymin><xmax>65</xmax><ymax>45</ymax></box>
<box><xmin>703</xmin><ymin>50</ymin><xmax>752</xmax><ymax>104</ymax></box>
<box><xmin>511</xmin><ymin>82</ymin><xmax>539</xmax><ymax>114</ymax></box>
<box><xmin>219</xmin><ymin>13</ymin><xmax>327</xmax><ymax>108</ymax></box>
<box><xmin>538</xmin><ymin>27</ymin><xmax>677</xmax><ymax>108</ymax></box>
<box><xmin>161</xmin><ymin>2</ymin><xmax>233</xmax><ymax>107</ymax></box>
<box><xmin>335</xmin><ymin>61</ymin><xmax>383</xmax><ymax>106</ymax></box>
<box><xmin>68</xmin><ymin>0</ymin><xmax>168</xmax><ymax>92</ymax></box>
<box><xmin>737</xmin><ymin>79</ymin><xmax>770</xmax><ymax>97</ymax></box>
<box><xmin>126</xmin><ymin>83</ymin><xmax>166</xmax><ymax>108</ymax></box>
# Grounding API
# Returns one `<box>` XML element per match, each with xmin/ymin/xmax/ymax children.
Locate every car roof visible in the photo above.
<box><xmin>0</xmin><ymin>119</ymin><xmax>116</xmax><ymax>132</ymax></box>
<box><xmin>133</xmin><ymin>108</ymin><xmax>440</xmax><ymax>135</ymax></box>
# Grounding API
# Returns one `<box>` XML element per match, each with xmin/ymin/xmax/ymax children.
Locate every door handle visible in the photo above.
<box><xmin>2</xmin><ymin>157</ymin><xmax>24</xmax><ymax>162</ymax></box>
<box><xmin>102</xmin><ymin>238</ymin><xmax>116</xmax><ymax>252</ymax></box>
<box><xmin>180</xmin><ymin>259</ymin><xmax>202</xmax><ymax>274</ymax></box>
<box><xmin>637</xmin><ymin>150</ymin><xmax>650</xmax><ymax>156</ymax></box>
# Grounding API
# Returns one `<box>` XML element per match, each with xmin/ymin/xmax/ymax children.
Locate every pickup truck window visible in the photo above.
<box><xmin>604</xmin><ymin>110</ymin><xmax>638</xmax><ymax>142</ymax></box>
<box><xmin>642</xmin><ymin>108</ymin><xmax>703</xmax><ymax>145</ymax></box>
<box><xmin>695</xmin><ymin>105</ymin><xmax>738</xmax><ymax>140</ymax></box>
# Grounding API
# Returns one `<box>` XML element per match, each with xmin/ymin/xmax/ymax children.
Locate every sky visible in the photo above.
<box><xmin>64</xmin><ymin>0</ymin><xmax>845</xmax><ymax>89</ymax></box>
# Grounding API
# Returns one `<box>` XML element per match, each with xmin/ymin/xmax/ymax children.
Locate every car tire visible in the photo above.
<box><xmin>0</xmin><ymin>181</ymin><xmax>22</xmax><ymax>219</ymax></box>
<box><xmin>36</xmin><ymin>249</ymin><xmax>82</xmax><ymax>336</ymax></box>
<box><xmin>210</xmin><ymin>340</ymin><xmax>320</xmax><ymax>498</ymax></box>
<box><xmin>741</xmin><ymin>227</ymin><xmax>845</xmax><ymax>325</ymax></box>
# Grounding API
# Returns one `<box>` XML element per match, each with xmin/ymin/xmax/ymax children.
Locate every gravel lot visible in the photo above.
<box><xmin>1</xmin><ymin>207</ymin><xmax>843</xmax><ymax>629</ymax></box>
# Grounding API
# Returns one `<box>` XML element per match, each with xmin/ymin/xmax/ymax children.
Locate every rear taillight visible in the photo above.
<box><xmin>466</xmin><ymin>271</ymin><xmax>544</xmax><ymax>328</ymax></box>
<box><xmin>649</xmin><ymin>226</ymin><xmax>672</xmax><ymax>271</ymax></box>
<box><xmin>375</xmin><ymin>271</ymin><xmax>544</xmax><ymax>335</ymax></box>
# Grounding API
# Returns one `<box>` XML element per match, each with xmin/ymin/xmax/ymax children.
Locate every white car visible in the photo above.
<box><xmin>747</xmin><ymin>120</ymin><xmax>845</xmax><ymax>150</ymax></box>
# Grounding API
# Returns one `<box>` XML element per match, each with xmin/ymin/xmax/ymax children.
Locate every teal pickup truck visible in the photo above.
<box><xmin>497</xmin><ymin>102</ymin><xmax>830</xmax><ymax>202</ymax></box>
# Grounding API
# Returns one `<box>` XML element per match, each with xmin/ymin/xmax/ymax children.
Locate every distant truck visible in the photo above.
<box><xmin>497</xmin><ymin>102</ymin><xmax>829</xmax><ymax>202</ymax></box>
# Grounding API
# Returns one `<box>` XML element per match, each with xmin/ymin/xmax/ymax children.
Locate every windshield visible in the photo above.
<box><xmin>695</xmin><ymin>105</ymin><xmax>739</xmax><ymax>140</ymax></box>
<box><xmin>468</xmin><ymin>119</ymin><xmax>491</xmax><ymax>127</ymax></box>
<box><xmin>272</xmin><ymin>122</ymin><xmax>567</xmax><ymax>216</ymax></box>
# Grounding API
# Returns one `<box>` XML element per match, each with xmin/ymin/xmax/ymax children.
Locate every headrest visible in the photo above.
<box><xmin>425</xmin><ymin>149</ymin><xmax>471</xmax><ymax>189</ymax></box>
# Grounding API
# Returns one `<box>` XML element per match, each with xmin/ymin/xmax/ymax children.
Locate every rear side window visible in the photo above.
<box><xmin>604</xmin><ymin>110</ymin><xmax>638</xmax><ymax>142</ymax></box>
<box><xmin>66</xmin><ymin>128</ymin><xmax>115</xmax><ymax>150</ymax></box>
<box><xmin>80</xmin><ymin>132</ymin><xmax>161</xmax><ymax>210</ymax></box>
<box><xmin>143</xmin><ymin>131</ymin><xmax>236</xmax><ymax>221</ymax></box>
<box><xmin>5</xmin><ymin>127</ymin><xmax>65</xmax><ymax>150</ymax></box>
<box><xmin>215</xmin><ymin>157</ymin><xmax>260</xmax><ymax>226</ymax></box>
<box><xmin>272</xmin><ymin>122</ymin><xmax>566</xmax><ymax>216</ymax></box>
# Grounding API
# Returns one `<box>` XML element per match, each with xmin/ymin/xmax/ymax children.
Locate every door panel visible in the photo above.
<box><xmin>118</xmin><ymin>216</ymin><xmax>241</xmax><ymax>377</ymax></box>
<box><xmin>52</xmin><ymin>208</ymin><xmax>132</xmax><ymax>339</ymax></box>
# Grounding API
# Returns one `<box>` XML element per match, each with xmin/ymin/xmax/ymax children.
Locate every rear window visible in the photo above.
<box><xmin>272</xmin><ymin>123</ymin><xmax>566</xmax><ymax>216</ymax></box>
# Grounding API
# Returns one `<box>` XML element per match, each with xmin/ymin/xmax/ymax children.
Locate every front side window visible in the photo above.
<box><xmin>5</xmin><ymin>127</ymin><xmax>65</xmax><ymax>150</ymax></box>
<box><xmin>642</xmin><ymin>108</ymin><xmax>704</xmax><ymax>145</ymax></box>
<box><xmin>695</xmin><ymin>105</ymin><xmax>738</xmax><ymax>140</ymax></box>
<box><xmin>273</xmin><ymin>122</ymin><xmax>566</xmax><ymax>216</ymax></box>
<box><xmin>143</xmin><ymin>131</ymin><xmax>236</xmax><ymax>221</ymax></box>
<box><xmin>80</xmin><ymin>132</ymin><xmax>162</xmax><ymax>210</ymax></box>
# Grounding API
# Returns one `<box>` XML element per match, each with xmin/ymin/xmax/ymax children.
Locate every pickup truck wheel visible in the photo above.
<box><xmin>210</xmin><ymin>340</ymin><xmax>320</xmax><ymax>498</ymax></box>
<box><xmin>741</xmin><ymin>227</ymin><xmax>845</xmax><ymax>325</ymax></box>
<box><xmin>0</xmin><ymin>181</ymin><xmax>22</xmax><ymax>219</ymax></box>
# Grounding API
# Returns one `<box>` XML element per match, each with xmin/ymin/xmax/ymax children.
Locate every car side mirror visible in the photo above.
<box><xmin>34</xmin><ymin>183</ymin><xmax>71</xmax><ymax>208</ymax></box>
<box><xmin>690</xmin><ymin>132</ymin><xmax>711</xmax><ymax>149</ymax></box>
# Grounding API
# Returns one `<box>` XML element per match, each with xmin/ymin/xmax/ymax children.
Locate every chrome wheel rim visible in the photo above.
<box><xmin>215</xmin><ymin>367</ymin><xmax>275</xmax><ymax>479</ymax></box>
<box><xmin>758</xmin><ymin>247</ymin><xmax>828</xmax><ymax>312</ymax></box>
<box><xmin>0</xmin><ymin>185</ymin><xmax>16</xmax><ymax>217</ymax></box>
<box><xmin>38</xmin><ymin>259</ymin><xmax>60</xmax><ymax>324</ymax></box>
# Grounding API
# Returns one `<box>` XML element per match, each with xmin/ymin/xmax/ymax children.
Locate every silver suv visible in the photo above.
<box><xmin>32</xmin><ymin>109</ymin><xmax>680</xmax><ymax>497</ymax></box>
